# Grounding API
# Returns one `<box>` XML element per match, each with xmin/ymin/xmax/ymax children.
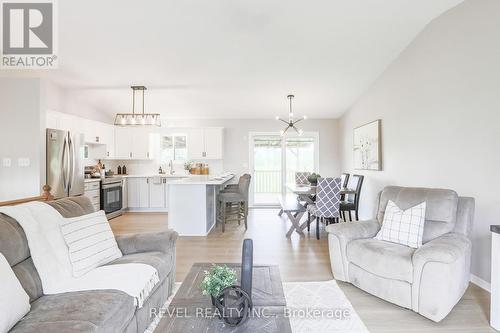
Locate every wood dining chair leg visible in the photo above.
<box><xmin>307</xmin><ymin>213</ymin><xmax>311</xmax><ymax>232</ymax></box>
<box><xmin>348</xmin><ymin>210</ymin><xmax>352</xmax><ymax>221</ymax></box>
<box><xmin>355</xmin><ymin>210</ymin><xmax>359</xmax><ymax>221</ymax></box>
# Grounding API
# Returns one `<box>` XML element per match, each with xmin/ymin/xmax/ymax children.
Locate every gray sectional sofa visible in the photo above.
<box><xmin>0</xmin><ymin>196</ymin><xmax>178</xmax><ymax>333</ymax></box>
<box><xmin>327</xmin><ymin>186</ymin><xmax>475</xmax><ymax>322</ymax></box>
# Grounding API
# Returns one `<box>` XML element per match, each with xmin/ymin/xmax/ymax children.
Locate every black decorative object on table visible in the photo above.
<box><xmin>213</xmin><ymin>239</ymin><xmax>254</xmax><ymax>327</ymax></box>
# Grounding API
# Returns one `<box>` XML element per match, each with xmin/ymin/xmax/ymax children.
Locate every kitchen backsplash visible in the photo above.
<box><xmin>101</xmin><ymin>159</ymin><xmax>224</xmax><ymax>176</ymax></box>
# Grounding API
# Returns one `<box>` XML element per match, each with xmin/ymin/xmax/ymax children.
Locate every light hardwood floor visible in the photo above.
<box><xmin>110</xmin><ymin>209</ymin><xmax>494</xmax><ymax>333</ymax></box>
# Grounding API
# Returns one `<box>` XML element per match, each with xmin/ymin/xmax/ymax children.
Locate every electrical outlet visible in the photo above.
<box><xmin>18</xmin><ymin>158</ymin><xmax>30</xmax><ymax>167</ymax></box>
<box><xmin>2</xmin><ymin>158</ymin><xmax>11</xmax><ymax>167</ymax></box>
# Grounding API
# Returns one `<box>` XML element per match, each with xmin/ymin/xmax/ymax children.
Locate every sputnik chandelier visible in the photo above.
<box><xmin>275</xmin><ymin>94</ymin><xmax>307</xmax><ymax>136</ymax></box>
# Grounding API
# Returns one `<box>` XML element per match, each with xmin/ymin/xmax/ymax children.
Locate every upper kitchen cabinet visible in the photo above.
<box><xmin>203</xmin><ymin>128</ymin><xmax>223</xmax><ymax>159</ymax></box>
<box><xmin>82</xmin><ymin>119</ymin><xmax>115</xmax><ymax>159</ymax></box>
<box><xmin>46</xmin><ymin>111</ymin><xmax>80</xmax><ymax>134</ymax></box>
<box><xmin>115</xmin><ymin>127</ymin><xmax>157</xmax><ymax>160</ymax></box>
<box><xmin>100</xmin><ymin>123</ymin><xmax>115</xmax><ymax>158</ymax></box>
<box><xmin>187</xmin><ymin>128</ymin><xmax>224</xmax><ymax>160</ymax></box>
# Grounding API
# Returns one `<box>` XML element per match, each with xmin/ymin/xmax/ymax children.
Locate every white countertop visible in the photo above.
<box><xmin>118</xmin><ymin>174</ymin><xmax>189</xmax><ymax>178</ymax></box>
<box><xmin>168</xmin><ymin>174</ymin><xmax>234</xmax><ymax>185</ymax></box>
<box><xmin>84</xmin><ymin>178</ymin><xmax>101</xmax><ymax>183</ymax></box>
<box><xmin>108</xmin><ymin>173</ymin><xmax>234</xmax><ymax>185</ymax></box>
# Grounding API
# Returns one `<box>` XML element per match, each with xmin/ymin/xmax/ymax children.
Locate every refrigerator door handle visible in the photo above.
<box><xmin>68</xmin><ymin>134</ymin><xmax>76</xmax><ymax>192</ymax></box>
<box><xmin>62</xmin><ymin>134</ymin><xmax>69</xmax><ymax>192</ymax></box>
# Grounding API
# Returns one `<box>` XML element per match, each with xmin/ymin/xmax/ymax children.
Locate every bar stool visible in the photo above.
<box><xmin>217</xmin><ymin>174</ymin><xmax>251</xmax><ymax>232</ymax></box>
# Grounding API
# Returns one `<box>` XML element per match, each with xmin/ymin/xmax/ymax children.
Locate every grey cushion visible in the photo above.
<box><xmin>349</xmin><ymin>263</ymin><xmax>412</xmax><ymax>309</ymax></box>
<box><xmin>453</xmin><ymin>197</ymin><xmax>475</xmax><ymax>237</ymax></box>
<box><xmin>377</xmin><ymin>186</ymin><xmax>459</xmax><ymax>243</ymax></box>
<box><xmin>115</xmin><ymin>230</ymin><xmax>178</xmax><ymax>256</ymax></box>
<box><xmin>46</xmin><ymin>196</ymin><xmax>95</xmax><ymax>218</ymax></box>
<box><xmin>12</xmin><ymin>257</ymin><xmax>43</xmax><ymax>302</ymax></box>
<box><xmin>10</xmin><ymin>290</ymin><xmax>135</xmax><ymax>333</ymax></box>
<box><xmin>347</xmin><ymin>238</ymin><xmax>415</xmax><ymax>283</ymax></box>
<box><xmin>0</xmin><ymin>214</ymin><xmax>30</xmax><ymax>266</ymax></box>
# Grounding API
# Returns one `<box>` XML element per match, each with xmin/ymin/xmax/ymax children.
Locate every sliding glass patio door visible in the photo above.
<box><xmin>249</xmin><ymin>132</ymin><xmax>318</xmax><ymax>206</ymax></box>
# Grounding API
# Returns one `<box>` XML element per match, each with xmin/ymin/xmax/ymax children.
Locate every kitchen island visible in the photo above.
<box><xmin>168</xmin><ymin>174</ymin><xmax>234</xmax><ymax>236</ymax></box>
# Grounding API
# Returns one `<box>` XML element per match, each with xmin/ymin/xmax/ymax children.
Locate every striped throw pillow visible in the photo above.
<box><xmin>375</xmin><ymin>200</ymin><xmax>426</xmax><ymax>248</ymax></box>
<box><xmin>60</xmin><ymin>210</ymin><xmax>122</xmax><ymax>277</ymax></box>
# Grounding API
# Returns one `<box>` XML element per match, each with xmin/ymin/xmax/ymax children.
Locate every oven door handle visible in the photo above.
<box><xmin>102</xmin><ymin>183</ymin><xmax>122</xmax><ymax>190</ymax></box>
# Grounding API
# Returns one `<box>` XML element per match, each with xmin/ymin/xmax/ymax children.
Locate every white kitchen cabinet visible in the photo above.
<box><xmin>83</xmin><ymin>119</ymin><xmax>100</xmax><ymax>144</ymax></box>
<box><xmin>132</xmin><ymin>128</ymin><xmax>152</xmax><ymax>160</ymax></box>
<box><xmin>187</xmin><ymin>129</ymin><xmax>205</xmax><ymax>159</ymax></box>
<box><xmin>101</xmin><ymin>123</ymin><xmax>115</xmax><ymax>159</ymax></box>
<box><xmin>114</xmin><ymin>127</ymin><xmax>154</xmax><ymax>160</ymax></box>
<box><xmin>122</xmin><ymin>179</ymin><xmax>128</xmax><ymax>209</ymax></box>
<box><xmin>114</xmin><ymin>127</ymin><xmax>132</xmax><ymax>159</ymax></box>
<box><xmin>46</xmin><ymin>111</ymin><xmax>59</xmax><ymax>129</ymax></box>
<box><xmin>187</xmin><ymin>128</ymin><xmax>223</xmax><ymax>160</ymax></box>
<box><xmin>83</xmin><ymin>121</ymin><xmax>115</xmax><ymax>159</ymax></box>
<box><xmin>149</xmin><ymin>178</ymin><xmax>166</xmax><ymax>208</ymax></box>
<box><xmin>204</xmin><ymin>128</ymin><xmax>223</xmax><ymax>159</ymax></box>
<box><xmin>127</xmin><ymin>177</ymin><xmax>149</xmax><ymax>208</ymax></box>
<box><xmin>46</xmin><ymin>111</ymin><xmax>80</xmax><ymax>134</ymax></box>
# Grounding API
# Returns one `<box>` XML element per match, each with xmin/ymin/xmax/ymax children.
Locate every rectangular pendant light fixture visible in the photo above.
<box><xmin>114</xmin><ymin>86</ymin><xmax>161</xmax><ymax>127</ymax></box>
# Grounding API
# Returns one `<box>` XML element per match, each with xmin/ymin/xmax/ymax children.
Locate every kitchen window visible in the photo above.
<box><xmin>160</xmin><ymin>134</ymin><xmax>187</xmax><ymax>162</ymax></box>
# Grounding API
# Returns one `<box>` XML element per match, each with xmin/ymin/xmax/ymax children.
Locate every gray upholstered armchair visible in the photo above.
<box><xmin>326</xmin><ymin>186</ymin><xmax>475</xmax><ymax>322</ymax></box>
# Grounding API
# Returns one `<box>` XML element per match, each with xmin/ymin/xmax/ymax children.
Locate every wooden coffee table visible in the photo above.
<box><xmin>157</xmin><ymin>263</ymin><xmax>292</xmax><ymax>332</ymax></box>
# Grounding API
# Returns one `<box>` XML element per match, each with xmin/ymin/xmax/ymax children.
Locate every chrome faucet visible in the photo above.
<box><xmin>168</xmin><ymin>160</ymin><xmax>174</xmax><ymax>175</ymax></box>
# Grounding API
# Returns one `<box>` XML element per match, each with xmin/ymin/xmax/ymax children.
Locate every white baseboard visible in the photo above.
<box><xmin>470</xmin><ymin>274</ymin><xmax>491</xmax><ymax>292</ymax></box>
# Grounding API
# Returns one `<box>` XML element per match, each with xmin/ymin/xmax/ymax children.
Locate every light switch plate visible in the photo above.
<box><xmin>18</xmin><ymin>158</ymin><xmax>30</xmax><ymax>167</ymax></box>
<box><xmin>2</xmin><ymin>158</ymin><xmax>11</xmax><ymax>167</ymax></box>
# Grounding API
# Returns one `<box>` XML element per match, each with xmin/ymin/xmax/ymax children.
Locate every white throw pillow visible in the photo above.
<box><xmin>60</xmin><ymin>210</ymin><xmax>122</xmax><ymax>277</ymax></box>
<box><xmin>0</xmin><ymin>253</ymin><xmax>30</xmax><ymax>333</ymax></box>
<box><xmin>375</xmin><ymin>200</ymin><xmax>426</xmax><ymax>248</ymax></box>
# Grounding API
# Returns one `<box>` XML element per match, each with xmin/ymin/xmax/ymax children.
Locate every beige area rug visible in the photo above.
<box><xmin>283</xmin><ymin>280</ymin><xmax>369</xmax><ymax>333</ymax></box>
<box><xmin>147</xmin><ymin>280</ymin><xmax>369</xmax><ymax>333</ymax></box>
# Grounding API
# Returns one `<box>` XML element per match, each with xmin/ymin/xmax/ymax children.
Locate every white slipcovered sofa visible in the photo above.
<box><xmin>326</xmin><ymin>186</ymin><xmax>475</xmax><ymax>322</ymax></box>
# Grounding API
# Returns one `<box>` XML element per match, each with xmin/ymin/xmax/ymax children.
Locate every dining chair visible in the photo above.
<box><xmin>340</xmin><ymin>173</ymin><xmax>350</xmax><ymax>189</ymax></box>
<box><xmin>306</xmin><ymin>177</ymin><xmax>341</xmax><ymax>240</ymax></box>
<box><xmin>295</xmin><ymin>172</ymin><xmax>312</xmax><ymax>185</ymax></box>
<box><xmin>339</xmin><ymin>174</ymin><xmax>364</xmax><ymax>221</ymax></box>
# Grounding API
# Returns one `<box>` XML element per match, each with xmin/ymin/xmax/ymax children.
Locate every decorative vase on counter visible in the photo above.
<box><xmin>122</xmin><ymin>165</ymin><xmax>127</xmax><ymax>175</ymax></box>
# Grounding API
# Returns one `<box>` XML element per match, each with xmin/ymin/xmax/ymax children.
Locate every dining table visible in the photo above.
<box><xmin>278</xmin><ymin>183</ymin><xmax>357</xmax><ymax>237</ymax></box>
<box><xmin>285</xmin><ymin>182</ymin><xmax>357</xmax><ymax>204</ymax></box>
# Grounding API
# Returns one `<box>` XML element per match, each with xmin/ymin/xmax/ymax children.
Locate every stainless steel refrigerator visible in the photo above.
<box><xmin>46</xmin><ymin>128</ymin><xmax>85</xmax><ymax>199</ymax></box>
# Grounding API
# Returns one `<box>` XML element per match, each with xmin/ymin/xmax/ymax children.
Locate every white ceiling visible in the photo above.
<box><xmin>47</xmin><ymin>0</ymin><xmax>463</xmax><ymax>120</ymax></box>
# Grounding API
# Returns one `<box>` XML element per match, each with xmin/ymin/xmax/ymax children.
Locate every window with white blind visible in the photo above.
<box><xmin>160</xmin><ymin>134</ymin><xmax>187</xmax><ymax>162</ymax></box>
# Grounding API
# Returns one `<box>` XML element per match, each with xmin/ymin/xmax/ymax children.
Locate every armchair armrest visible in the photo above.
<box><xmin>325</xmin><ymin>220</ymin><xmax>380</xmax><ymax>281</ymax></box>
<box><xmin>325</xmin><ymin>219</ymin><xmax>380</xmax><ymax>240</ymax></box>
<box><xmin>115</xmin><ymin>229</ymin><xmax>178</xmax><ymax>255</ymax></box>
<box><xmin>411</xmin><ymin>232</ymin><xmax>472</xmax><ymax>321</ymax></box>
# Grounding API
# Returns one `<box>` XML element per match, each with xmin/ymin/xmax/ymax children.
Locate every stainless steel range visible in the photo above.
<box><xmin>101</xmin><ymin>177</ymin><xmax>123</xmax><ymax>219</ymax></box>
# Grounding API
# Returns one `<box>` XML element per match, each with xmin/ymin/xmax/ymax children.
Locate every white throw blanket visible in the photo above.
<box><xmin>0</xmin><ymin>202</ymin><xmax>159</xmax><ymax>308</ymax></box>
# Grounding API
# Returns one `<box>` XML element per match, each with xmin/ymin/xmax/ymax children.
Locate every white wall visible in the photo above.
<box><xmin>104</xmin><ymin>119</ymin><xmax>340</xmax><ymax>179</ymax></box>
<box><xmin>0</xmin><ymin>78</ymin><xmax>44</xmax><ymax>201</ymax></box>
<box><xmin>337</xmin><ymin>0</ymin><xmax>500</xmax><ymax>283</ymax></box>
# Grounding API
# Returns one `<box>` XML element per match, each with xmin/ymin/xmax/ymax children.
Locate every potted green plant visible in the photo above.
<box><xmin>184</xmin><ymin>160</ymin><xmax>194</xmax><ymax>173</ymax></box>
<box><xmin>201</xmin><ymin>264</ymin><xmax>237</xmax><ymax>305</ymax></box>
<box><xmin>307</xmin><ymin>173</ymin><xmax>321</xmax><ymax>186</ymax></box>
